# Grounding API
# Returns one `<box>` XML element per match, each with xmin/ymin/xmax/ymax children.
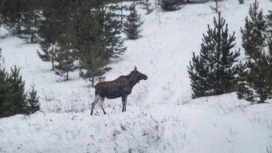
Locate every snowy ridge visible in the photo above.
<box><xmin>1</xmin><ymin>95</ymin><xmax>272</xmax><ymax>153</ymax></box>
<box><xmin>1</xmin><ymin>0</ymin><xmax>272</xmax><ymax>153</ymax></box>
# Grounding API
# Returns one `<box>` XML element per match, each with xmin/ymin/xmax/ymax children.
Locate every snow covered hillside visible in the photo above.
<box><xmin>1</xmin><ymin>0</ymin><xmax>272</xmax><ymax>153</ymax></box>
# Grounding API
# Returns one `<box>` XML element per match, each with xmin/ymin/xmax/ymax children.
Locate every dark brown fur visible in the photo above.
<box><xmin>90</xmin><ymin>67</ymin><xmax>147</xmax><ymax>115</ymax></box>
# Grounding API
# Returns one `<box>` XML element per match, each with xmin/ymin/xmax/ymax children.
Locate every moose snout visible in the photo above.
<box><xmin>143</xmin><ymin>75</ymin><xmax>148</xmax><ymax>80</ymax></box>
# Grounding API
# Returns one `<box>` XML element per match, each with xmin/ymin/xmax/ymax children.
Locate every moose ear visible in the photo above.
<box><xmin>134</xmin><ymin>66</ymin><xmax>137</xmax><ymax>71</ymax></box>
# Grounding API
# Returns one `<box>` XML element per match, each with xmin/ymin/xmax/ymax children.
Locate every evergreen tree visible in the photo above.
<box><xmin>21</xmin><ymin>0</ymin><xmax>40</xmax><ymax>43</ymax></box>
<box><xmin>236</xmin><ymin>53</ymin><xmax>272</xmax><ymax>103</ymax></box>
<box><xmin>0</xmin><ymin>3</ymin><xmax>3</xmax><ymax>27</ymax></box>
<box><xmin>74</xmin><ymin>1</ymin><xmax>111</xmax><ymax>86</ymax></box>
<box><xmin>210</xmin><ymin>0</ymin><xmax>224</xmax><ymax>13</ymax></box>
<box><xmin>268</xmin><ymin>10</ymin><xmax>272</xmax><ymax>37</ymax></box>
<box><xmin>1</xmin><ymin>66</ymin><xmax>27</xmax><ymax>117</ymax></box>
<box><xmin>55</xmin><ymin>25</ymin><xmax>76</xmax><ymax>81</ymax></box>
<box><xmin>159</xmin><ymin>0</ymin><xmax>180</xmax><ymax>11</ymax></box>
<box><xmin>0</xmin><ymin>68</ymin><xmax>9</xmax><ymax>117</ymax></box>
<box><xmin>268</xmin><ymin>38</ymin><xmax>272</xmax><ymax>56</ymax></box>
<box><xmin>26</xmin><ymin>85</ymin><xmax>40</xmax><ymax>114</ymax></box>
<box><xmin>37</xmin><ymin>0</ymin><xmax>59</xmax><ymax>70</ymax></box>
<box><xmin>38</xmin><ymin>0</ymin><xmax>75</xmax><ymax>70</ymax></box>
<box><xmin>0</xmin><ymin>0</ymin><xmax>41</xmax><ymax>40</ymax></box>
<box><xmin>241</xmin><ymin>0</ymin><xmax>267</xmax><ymax>59</ymax></box>
<box><xmin>79</xmin><ymin>42</ymin><xmax>111</xmax><ymax>86</ymax></box>
<box><xmin>124</xmin><ymin>4</ymin><xmax>143</xmax><ymax>40</ymax></box>
<box><xmin>0</xmin><ymin>0</ymin><xmax>27</xmax><ymax>34</ymax></box>
<box><xmin>0</xmin><ymin>50</ymin><xmax>9</xmax><ymax>117</ymax></box>
<box><xmin>95</xmin><ymin>4</ymin><xmax>126</xmax><ymax>59</ymax></box>
<box><xmin>188</xmin><ymin>13</ymin><xmax>240</xmax><ymax>98</ymax></box>
<box><xmin>267</xmin><ymin>9</ymin><xmax>272</xmax><ymax>49</ymax></box>
<box><xmin>0</xmin><ymin>50</ymin><xmax>39</xmax><ymax>117</ymax></box>
<box><xmin>188</xmin><ymin>52</ymin><xmax>209</xmax><ymax>98</ymax></box>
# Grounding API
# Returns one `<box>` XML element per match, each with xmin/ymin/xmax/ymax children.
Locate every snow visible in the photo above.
<box><xmin>1</xmin><ymin>0</ymin><xmax>272</xmax><ymax>153</ymax></box>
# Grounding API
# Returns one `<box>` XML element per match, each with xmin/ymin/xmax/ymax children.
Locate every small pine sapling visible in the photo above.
<box><xmin>26</xmin><ymin>85</ymin><xmax>40</xmax><ymax>114</ymax></box>
<box><xmin>123</xmin><ymin>4</ymin><xmax>144</xmax><ymax>40</ymax></box>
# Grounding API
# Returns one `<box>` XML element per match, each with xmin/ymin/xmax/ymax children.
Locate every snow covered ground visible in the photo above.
<box><xmin>1</xmin><ymin>0</ymin><xmax>272</xmax><ymax>153</ymax></box>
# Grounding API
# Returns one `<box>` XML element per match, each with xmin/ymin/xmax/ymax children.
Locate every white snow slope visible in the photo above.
<box><xmin>1</xmin><ymin>0</ymin><xmax>272</xmax><ymax>153</ymax></box>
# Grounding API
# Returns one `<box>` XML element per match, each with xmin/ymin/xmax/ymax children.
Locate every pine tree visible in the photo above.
<box><xmin>268</xmin><ymin>38</ymin><xmax>272</xmax><ymax>56</ymax></box>
<box><xmin>124</xmin><ymin>4</ymin><xmax>143</xmax><ymax>40</ymax></box>
<box><xmin>0</xmin><ymin>0</ymin><xmax>40</xmax><ymax>39</ymax></box>
<box><xmin>55</xmin><ymin>25</ymin><xmax>76</xmax><ymax>81</ymax></box>
<box><xmin>267</xmin><ymin>9</ymin><xmax>272</xmax><ymax>46</ymax></box>
<box><xmin>2</xmin><ymin>66</ymin><xmax>27</xmax><ymax>117</ymax></box>
<box><xmin>0</xmin><ymin>3</ymin><xmax>3</xmax><ymax>27</ymax></box>
<box><xmin>0</xmin><ymin>68</ymin><xmax>9</xmax><ymax>117</ymax></box>
<box><xmin>38</xmin><ymin>0</ymin><xmax>75</xmax><ymax>70</ymax></box>
<box><xmin>75</xmin><ymin>1</ymin><xmax>111</xmax><ymax>86</ymax></box>
<box><xmin>188</xmin><ymin>52</ymin><xmax>210</xmax><ymax>98</ymax></box>
<box><xmin>95</xmin><ymin>4</ymin><xmax>126</xmax><ymax>59</ymax></box>
<box><xmin>0</xmin><ymin>50</ymin><xmax>39</xmax><ymax>117</ymax></box>
<box><xmin>160</xmin><ymin>0</ymin><xmax>180</xmax><ymax>11</ymax></box>
<box><xmin>241</xmin><ymin>0</ymin><xmax>267</xmax><ymax>60</ymax></box>
<box><xmin>0</xmin><ymin>0</ymin><xmax>27</xmax><ymax>34</ymax></box>
<box><xmin>268</xmin><ymin>11</ymin><xmax>272</xmax><ymax>33</ymax></box>
<box><xmin>236</xmin><ymin>53</ymin><xmax>272</xmax><ymax>103</ymax></box>
<box><xmin>210</xmin><ymin>0</ymin><xmax>224</xmax><ymax>13</ymax></box>
<box><xmin>26</xmin><ymin>85</ymin><xmax>40</xmax><ymax>114</ymax></box>
<box><xmin>0</xmin><ymin>50</ymin><xmax>9</xmax><ymax>117</ymax></box>
<box><xmin>188</xmin><ymin>13</ymin><xmax>240</xmax><ymax>98</ymax></box>
<box><xmin>37</xmin><ymin>1</ymin><xmax>59</xmax><ymax>70</ymax></box>
<box><xmin>21</xmin><ymin>0</ymin><xmax>40</xmax><ymax>43</ymax></box>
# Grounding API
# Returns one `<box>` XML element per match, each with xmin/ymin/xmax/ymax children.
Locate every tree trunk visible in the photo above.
<box><xmin>66</xmin><ymin>71</ymin><xmax>69</xmax><ymax>81</ymax></box>
<box><xmin>258</xmin><ymin>97</ymin><xmax>265</xmax><ymax>103</ymax></box>
<box><xmin>51</xmin><ymin>46</ymin><xmax>55</xmax><ymax>71</ymax></box>
<box><xmin>91</xmin><ymin>76</ymin><xmax>95</xmax><ymax>87</ymax></box>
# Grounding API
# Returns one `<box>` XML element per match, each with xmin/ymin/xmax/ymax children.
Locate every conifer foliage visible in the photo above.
<box><xmin>36</xmin><ymin>1</ymin><xmax>126</xmax><ymax>82</ymax></box>
<box><xmin>267</xmin><ymin>8</ymin><xmax>272</xmax><ymax>50</ymax></box>
<box><xmin>236</xmin><ymin>0</ymin><xmax>272</xmax><ymax>103</ymax></box>
<box><xmin>159</xmin><ymin>0</ymin><xmax>180</xmax><ymax>11</ymax></box>
<box><xmin>188</xmin><ymin>13</ymin><xmax>240</xmax><ymax>99</ymax></box>
<box><xmin>74</xmin><ymin>1</ymin><xmax>111</xmax><ymax>86</ymax></box>
<box><xmin>236</xmin><ymin>53</ymin><xmax>272</xmax><ymax>103</ymax></box>
<box><xmin>267</xmin><ymin>10</ymin><xmax>272</xmax><ymax>37</ymax></box>
<box><xmin>210</xmin><ymin>0</ymin><xmax>224</xmax><ymax>13</ymax></box>
<box><xmin>26</xmin><ymin>85</ymin><xmax>40</xmax><ymax>115</ymax></box>
<box><xmin>94</xmin><ymin>4</ymin><xmax>126</xmax><ymax>58</ymax></box>
<box><xmin>0</xmin><ymin>66</ymin><xmax>27</xmax><ymax>117</ymax></box>
<box><xmin>0</xmin><ymin>0</ymin><xmax>26</xmax><ymax>34</ymax></box>
<box><xmin>0</xmin><ymin>0</ymin><xmax>40</xmax><ymax>42</ymax></box>
<box><xmin>55</xmin><ymin>25</ymin><xmax>76</xmax><ymax>81</ymax></box>
<box><xmin>124</xmin><ymin>4</ymin><xmax>143</xmax><ymax>40</ymax></box>
<box><xmin>241</xmin><ymin>0</ymin><xmax>267</xmax><ymax>60</ymax></box>
<box><xmin>5</xmin><ymin>66</ymin><xmax>27</xmax><ymax>116</ymax></box>
<box><xmin>0</xmin><ymin>51</ymin><xmax>40</xmax><ymax>118</ymax></box>
<box><xmin>1</xmin><ymin>0</ymin><xmax>127</xmax><ymax>83</ymax></box>
<box><xmin>37</xmin><ymin>0</ymin><xmax>74</xmax><ymax>71</ymax></box>
<box><xmin>21</xmin><ymin>0</ymin><xmax>40</xmax><ymax>43</ymax></box>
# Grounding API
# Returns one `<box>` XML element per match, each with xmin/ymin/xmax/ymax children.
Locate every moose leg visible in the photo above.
<box><xmin>122</xmin><ymin>95</ymin><xmax>128</xmax><ymax>112</ymax></box>
<box><xmin>98</xmin><ymin>97</ymin><xmax>106</xmax><ymax>115</ymax></box>
<box><xmin>90</xmin><ymin>95</ymin><xmax>101</xmax><ymax>115</ymax></box>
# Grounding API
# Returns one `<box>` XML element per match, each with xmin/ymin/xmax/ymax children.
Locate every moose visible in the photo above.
<box><xmin>90</xmin><ymin>66</ymin><xmax>148</xmax><ymax>115</ymax></box>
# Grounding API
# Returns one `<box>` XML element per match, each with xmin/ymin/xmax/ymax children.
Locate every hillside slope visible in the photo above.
<box><xmin>0</xmin><ymin>0</ymin><xmax>272</xmax><ymax>153</ymax></box>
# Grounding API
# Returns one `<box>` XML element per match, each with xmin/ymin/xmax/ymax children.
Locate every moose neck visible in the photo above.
<box><xmin>127</xmin><ymin>74</ymin><xmax>139</xmax><ymax>88</ymax></box>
